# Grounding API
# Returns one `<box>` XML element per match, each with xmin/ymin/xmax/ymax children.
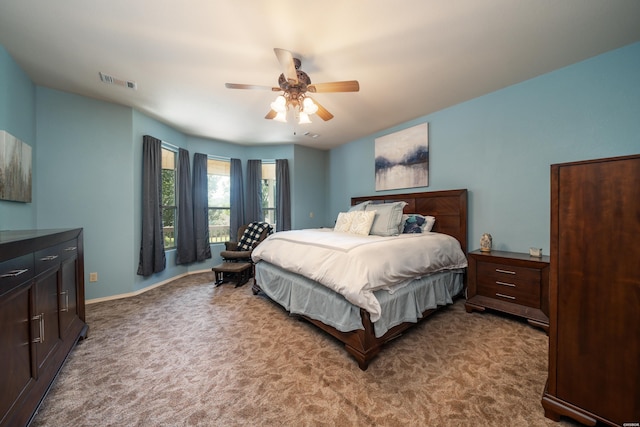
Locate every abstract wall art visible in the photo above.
<box><xmin>374</xmin><ymin>122</ymin><xmax>428</xmax><ymax>191</ymax></box>
<box><xmin>0</xmin><ymin>130</ymin><xmax>32</xmax><ymax>203</ymax></box>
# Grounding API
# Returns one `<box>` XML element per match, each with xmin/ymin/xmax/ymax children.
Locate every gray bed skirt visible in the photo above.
<box><xmin>254</xmin><ymin>262</ymin><xmax>465</xmax><ymax>338</ymax></box>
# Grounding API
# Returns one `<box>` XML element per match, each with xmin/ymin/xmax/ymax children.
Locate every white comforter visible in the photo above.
<box><xmin>251</xmin><ymin>229</ymin><xmax>467</xmax><ymax>322</ymax></box>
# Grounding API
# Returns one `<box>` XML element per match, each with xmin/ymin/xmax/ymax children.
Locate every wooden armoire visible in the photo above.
<box><xmin>542</xmin><ymin>154</ymin><xmax>640</xmax><ymax>426</ymax></box>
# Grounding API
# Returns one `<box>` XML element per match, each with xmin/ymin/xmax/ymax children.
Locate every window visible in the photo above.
<box><xmin>161</xmin><ymin>146</ymin><xmax>177</xmax><ymax>249</ymax></box>
<box><xmin>261</xmin><ymin>162</ymin><xmax>276</xmax><ymax>227</ymax></box>
<box><xmin>207</xmin><ymin>158</ymin><xmax>231</xmax><ymax>243</ymax></box>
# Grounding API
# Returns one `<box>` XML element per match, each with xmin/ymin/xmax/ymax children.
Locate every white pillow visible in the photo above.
<box><xmin>424</xmin><ymin>216</ymin><xmax>436</xmax><ymax>232</ymax></box>
<box><xmin>334</xmin><ymin>212</ymin><xmax>353</xmax><ymax>233</ymax></box>
<box><xmin>348</xmin><ymin>210</ymin><xmax>376</xmax><ymax>235</ymax></box>
<box><xmin>365</xmin><ymin>201</ymin><xmax>407</xmax><ymax>236</ymax></box>
<box><xmin>349</xmin><ymin>211</ymin><xmax>376</xmax><ymax>236</ymax></box>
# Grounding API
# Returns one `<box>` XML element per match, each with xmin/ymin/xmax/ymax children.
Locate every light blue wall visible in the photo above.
<box><xmin>36</xmin><ymin>87</ymin><xmax>136</xmax><ymax>299</ymax></box>
<box><xmin>292</xmin><ymin>145</ymin><xmax>328</xmax><ymax>229</ymax></box>
<box><xmin>0</xmin><ymin>46</ymin><xmax>37</xmax><ymax>228</ymax></box>
<box><xmin>329</xmin><ymin>42</ymin><xmax>640</xmax><ymax>254</ymax></box>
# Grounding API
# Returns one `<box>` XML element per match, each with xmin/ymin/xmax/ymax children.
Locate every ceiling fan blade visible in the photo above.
<box><xmin>265</xmin><ymin>109</ymin><xmax>277</xmax><ymax>120</ymax></box>
<box><xmin>307</xmin><ymin>80</ymin><xmax>360</xmax><ymax>93</ymax></box>
<box><xmin>308</xmin><ymin>97</ymin><xmax>334</xmax><ymax>121</ymax></box>
<box><xmin>225</xmin><ymin>83</ymin><xmax>280</xmax><ymax>91</ymax></box>
<box><xmin>274</xmin><ymin>48</ymin><xmax>298</xmax><ymax>84</ymax></box>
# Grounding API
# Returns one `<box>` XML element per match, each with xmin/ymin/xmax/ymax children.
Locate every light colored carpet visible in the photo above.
<box><xmin>31</xmin><ymin>273</ymin><xmax>578</xmax><ymax>427</ymax></box>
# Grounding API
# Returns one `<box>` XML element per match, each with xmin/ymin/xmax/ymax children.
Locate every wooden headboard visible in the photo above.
<box><xmin>351</xmin><ymin>189</ymin><xmax>468</xmax><ymax>254</ymax></box>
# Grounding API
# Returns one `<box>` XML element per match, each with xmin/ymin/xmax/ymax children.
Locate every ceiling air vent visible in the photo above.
<box><xmin>99</xmin><ymin>72</ymin><xmax>137</xmax><ymax>90</ymax></box>
<box><xmin>303</xmin><ymin>131</ymin><xmax>320</xmax><ymax>139</ymax></box>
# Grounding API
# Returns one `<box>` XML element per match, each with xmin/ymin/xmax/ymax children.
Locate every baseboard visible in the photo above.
<box><xmin>86</xmin><ymin>269</ymin><xmax>213</xmax><ymax>305</ymax></box>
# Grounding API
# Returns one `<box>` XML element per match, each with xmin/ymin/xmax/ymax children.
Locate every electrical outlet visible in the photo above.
<box><xmin>89</xmin><ymin>272</ymin><xmax>98</xmax><ymax>282</ymax></box>
<box><xmin>309</xmin><ymin>212</ymin><xmax>314</xmax><ymax>218</ymax></box>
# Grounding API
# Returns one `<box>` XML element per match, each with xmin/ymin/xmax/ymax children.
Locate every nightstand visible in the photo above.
<box><xmin>465</xmin><ymin>249</ymin><xmax>550</xmax><ymax>331</ymax></box>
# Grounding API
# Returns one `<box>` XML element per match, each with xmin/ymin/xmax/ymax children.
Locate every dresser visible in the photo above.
<box><xmin>465</xmin><ymin>250</ymin><xmax>550</xmax><ymax>331</ymax></box>
<box><xmin>0</xmin><ymin>229</ymin><xmax>87</xmax><ymax>427</ymax></box>
<box><xmin>542</xmin><ymin>155</ymin><xmax>639</xmax><ymax>426</ymax></box>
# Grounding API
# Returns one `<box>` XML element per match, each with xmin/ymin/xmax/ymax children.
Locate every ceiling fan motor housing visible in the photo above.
<box><xmin>278</xmin><ymin>69</ymin><xmax>311</xmax><ymax>91</ymax></box>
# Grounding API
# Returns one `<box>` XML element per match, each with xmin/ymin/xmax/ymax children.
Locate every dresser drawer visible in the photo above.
<box><xmin>0</xmin><ymin>253</ymin><xmax>35</xmax><ymax>294</ymax></box>
<box><xmin>35</xmin><ymin>239</ymin><xmax>78</xmax><ymax>274</ymax></box>
<box><xmin>476</xmin><ymin>261</ymin><xmax>541</xmax><ymax>308</ymax></box>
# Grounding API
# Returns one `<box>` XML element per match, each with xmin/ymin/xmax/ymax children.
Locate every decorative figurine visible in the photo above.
<box><xmin>480</xmin><ymin>233</ymin><xmax>492</xmax><ymax>252</ymax></box>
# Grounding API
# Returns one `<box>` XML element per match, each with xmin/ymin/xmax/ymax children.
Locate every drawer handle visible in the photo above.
<box><xmin>40</xmin><ymin>255</ymin><xmax>59</xmax><ymax>261</ymax></box>
<box><xmin>32</xmin><ymin>313</ymin><xmax>45</xmax><ymax>343</ymax></box>
<box><xmin>496</xmin><ymin>281</ymin><xmax>516</xmax><ymax>287</ymax></box>
<box><xmin>496</xmin><ymin>292</ymin><xmax>516</xmax><ymax>300</ymax></box>
<box><xmin>495</xmin><ymin>268</ymin><xmax>516</xmax><ymax>275</ymax></box>
<box><xmin>1</xmin><ymin>268</ymin><xmax>29</xmax><ymax>278</ymax></box>
<box><xmin>64</xmin><ymin>246</ymin><xmax>77</xmax><ymax>251</ymax></box>
<box><xmin>60</xmin><ymin>290</ymin><xmax>69</xmax><ymax>312</ymax></box>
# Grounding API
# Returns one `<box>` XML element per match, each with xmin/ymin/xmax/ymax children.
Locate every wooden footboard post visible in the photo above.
<box><xmin>344</xmin><ymin>309</ymin><xmax>382</xmax><ymax>370</ymax></box>
<box><xmin>252</xmin><ymin>279</ymin><xmax>262</xmax><ymax>295</ymax></box>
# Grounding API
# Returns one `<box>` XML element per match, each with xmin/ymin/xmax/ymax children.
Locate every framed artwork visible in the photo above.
<box><xmin>375</xmin><ymin>122</ymin><xmax>428</xmax><ymax>191</ymax></box>
<box><xmin>0</xmin><ymin>130</ymin><xmax>32</xmax><ymax>203</ymax></box>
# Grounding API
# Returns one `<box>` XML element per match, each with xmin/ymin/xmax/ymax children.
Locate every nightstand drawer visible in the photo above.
<box><xmin>476</xmin><ymin>261</ymin><xmax>541</xmax><ymax>308</ymax></box>
<box><xmin>477</xmin><ymin>278</ymin><xmax>540</xmax><ymax>308</ymax></box>
<box><xmin>477</xmin><ymin>261</ymin><xmax>540</xmax><ymax>284</ymax></box>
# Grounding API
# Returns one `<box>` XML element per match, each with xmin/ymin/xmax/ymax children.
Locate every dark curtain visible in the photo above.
<box><xmin>246</xmin><ymin>159</ymin><xmax>263</xmax><ymax>223</ymax></box>
<box><xmin>176</xmin><ymin>148</ymin><xmax>195</xmax><ymax>265</ymax></box>
<box><xmin>229</xmin><ymin>158</ymin><xmax>245</xmax><ymax>241</ymax></box>
<box><xmin>137</xmin><ymin>135</ymin><xmax>166</xmax><ymax>276</ymax></box>
<box><xmin>276</xmin><ymin>159</ymin><xmax>291</xmax><ymax>231</ymax></box>
<box><xmin>193</xmin><ymin>153</ymin><xmax>212</xmax><ymax>261</ymax></box>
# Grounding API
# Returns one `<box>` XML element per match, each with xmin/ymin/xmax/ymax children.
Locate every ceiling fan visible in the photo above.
<box><xmin>225</xmin><ymin>48</ymin><xmax>359</xmax><ymax>124</ymax></box>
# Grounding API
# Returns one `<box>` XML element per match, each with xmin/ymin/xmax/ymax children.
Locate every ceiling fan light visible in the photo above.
<box><xmin>298</xmin><ymin>112</ymin><xmax>312</xmax><ymax>124</ymax></box>
<box><xmin>303</xmin><ymin>97</ymin><xmax>318</xmax><ymax>114</ymax></box>
<box><xmin>270</xmin><ymin>95</ymin><xmax>287</xmax><ymax>113</ymax></box>
<box><xmin>274</xmin><ymin>111</ymin><xmax>287</xmax><ymax>123</ymax></box>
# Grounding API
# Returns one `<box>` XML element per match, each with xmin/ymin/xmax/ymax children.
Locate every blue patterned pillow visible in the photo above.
<box><xmin>403</xmin><ymin>215</ymin><xmax>426</xmax><ymax>233</ymax></box>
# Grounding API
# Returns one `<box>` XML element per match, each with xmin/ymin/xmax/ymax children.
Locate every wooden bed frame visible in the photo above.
<box><xmin>254</xmin><ymin>189</ymin><xmax>468</xmax><ymax>370</ymax></box>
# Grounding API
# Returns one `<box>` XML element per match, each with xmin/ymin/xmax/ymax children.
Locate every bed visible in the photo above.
<box><xmin>251</xmin><ymin>189</ymin><xmax>468</xmax><ymax>370</ymax></box>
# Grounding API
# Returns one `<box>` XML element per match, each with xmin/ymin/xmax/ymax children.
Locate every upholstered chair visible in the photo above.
<box><xmin>220</xmin><ymin>223</ymin><xmax>271</xmax><ymax>263</ymax></box>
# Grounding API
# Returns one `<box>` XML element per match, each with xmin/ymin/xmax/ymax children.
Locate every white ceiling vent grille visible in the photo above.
<box><xmin>99</xmin><ymin>72</ymin><xmax>137</xmax><ymax>90</ymax></box>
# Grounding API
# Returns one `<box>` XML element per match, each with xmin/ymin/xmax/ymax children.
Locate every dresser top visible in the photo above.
<box><xmin>0</xmin><ymin>228</ymin><xmax>82</xmax><ymax>261</ymax></box>
<box><xmin>0</xmin><ymin>229</ymin><xmax>76</xmax><ymax>243</ymax></box>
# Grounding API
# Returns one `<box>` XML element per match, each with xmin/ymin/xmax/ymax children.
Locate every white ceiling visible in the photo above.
<box><xmin>1</xmin><ymin>1</ymin><xmax>639</xmax><ymax>150</ymax></box>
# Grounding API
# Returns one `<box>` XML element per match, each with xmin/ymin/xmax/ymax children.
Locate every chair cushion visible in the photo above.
<box><xmin>220</xmin><ymin>250</ymin><xmax>252</xmax><ymax>261</ymax></box>
<box><xmin>237</xmin><ymin>222</ymin><xmax>272</xmax><ymax>251</ymax></box>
